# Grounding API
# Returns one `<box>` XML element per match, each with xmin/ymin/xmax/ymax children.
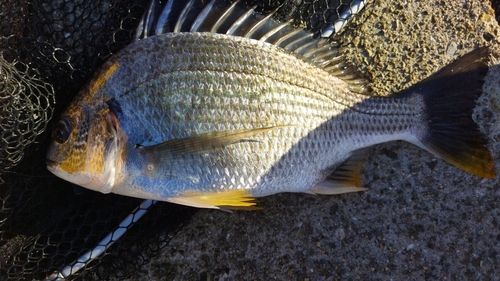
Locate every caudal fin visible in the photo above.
<box><xmin>400</xmin><ymin>47</ymin><xmax>496</xmax><ymax>178</ymax></box>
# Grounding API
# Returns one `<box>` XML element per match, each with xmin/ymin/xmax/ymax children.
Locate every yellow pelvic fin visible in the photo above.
<box><xmin>168</xmin><ymin>189</ymin><xmax>259</xmax><ymax>210</ymax></box>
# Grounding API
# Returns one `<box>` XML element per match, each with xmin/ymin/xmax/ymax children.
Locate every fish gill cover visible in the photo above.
<box><xmin>0</xmin><ymin>0</ymin><xmax>365</xmax><ymax>279</ymax></box>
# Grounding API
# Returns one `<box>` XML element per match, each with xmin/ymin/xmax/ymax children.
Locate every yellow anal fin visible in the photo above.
<box><xmin>168</xmin><ymin>189</ymin><xmax>258</xmax><ymax>210</ymax></box>
<box><xmin>310</xmin><ymin>149</ymin><xmax>368</xmax><ymax>195</ymax></box>
<box><xmin>310</xmin><ymin>180</ymin><xmax>367</xmax><ymax>195</ymax></box>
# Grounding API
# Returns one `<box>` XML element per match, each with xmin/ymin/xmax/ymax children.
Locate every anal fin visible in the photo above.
<box><xmin>310</xmin><ymin>180</ymin><xmax>366</xmax><ymax>195</ymax></box>
<box><xmin>310</xmin><ymin>150</ymin><xmax>368</xmax><ymax>195</ymax></box>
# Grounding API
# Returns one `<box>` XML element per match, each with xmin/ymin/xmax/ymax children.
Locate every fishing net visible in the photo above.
<box><xmin>0</xmin><ymin>58</ymin><xmax>54</xmax><ymax>177</ymax></box>
<box><xmin>0</xmin><ymin>0</ymin><xmax>365</xmax><ymax>279</ymax></box>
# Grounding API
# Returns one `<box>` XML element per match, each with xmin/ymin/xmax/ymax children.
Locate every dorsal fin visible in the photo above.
<box><xmin>135</xmin><ymin>0</ymin><xmax>371</xmax><ymax>94</ymax></box>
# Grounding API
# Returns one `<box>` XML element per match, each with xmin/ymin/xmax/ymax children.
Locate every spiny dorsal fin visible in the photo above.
<box><xmin>136</xmin><ymin>0</ymin><xmax>371</xmax><ymax>94</ymax></box>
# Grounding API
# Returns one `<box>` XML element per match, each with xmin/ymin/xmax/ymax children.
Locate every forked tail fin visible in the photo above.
<box><xmin>399</xmin><ymin>47</ymin><xmax>496</xmax><ymax>178</ymax></box>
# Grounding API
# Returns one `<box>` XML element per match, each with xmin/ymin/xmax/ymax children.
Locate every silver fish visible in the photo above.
<box><xmin>46</xmin><ymin>0</ymin><xmax>495</xmax><ymax>210</ymax></box>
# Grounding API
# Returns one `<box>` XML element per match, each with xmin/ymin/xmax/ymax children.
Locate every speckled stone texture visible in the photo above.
<box><xmin>125</xmin><ymin>0</ymin><xmax>500</xmax><ymax>280</ymax></box>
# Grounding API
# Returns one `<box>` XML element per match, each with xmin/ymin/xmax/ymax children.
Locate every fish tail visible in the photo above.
<box><xmin>404</xmin><ymin>47</ymin><xmax>496</xmax><ymax>178</ymax></box>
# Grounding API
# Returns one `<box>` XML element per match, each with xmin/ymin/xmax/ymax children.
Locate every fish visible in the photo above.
<box><xmin>46</xmin><ymin>0</ymin><xmax>496</xmax><ymax>210</ymax></box>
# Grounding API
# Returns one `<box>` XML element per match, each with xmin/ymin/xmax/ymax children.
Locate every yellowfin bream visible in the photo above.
<box><xmin>46</xmin><ymin>0</ymin><xmax>496</xmax><ymax>210</ymax></box>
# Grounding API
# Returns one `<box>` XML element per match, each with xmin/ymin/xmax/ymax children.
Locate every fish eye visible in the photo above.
<box><xmin>53</xmin><ymin>119</ymin><xmax>72</xmax><ymax>144</ymax></box>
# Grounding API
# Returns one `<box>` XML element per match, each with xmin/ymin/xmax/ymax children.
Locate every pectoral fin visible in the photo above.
<box><xmin>168</xmin><ymin>189</ymin><xmax>259</xmax><ymax>210</ymax></box>
<box><xmin>136</xmin><ymin>126</ymin><xmax>286</xmax><ymax>169</ymax></box>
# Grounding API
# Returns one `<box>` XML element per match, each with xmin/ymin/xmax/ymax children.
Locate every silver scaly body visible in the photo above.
<box><xmin>46</xmin><ymin>0</ymin><xmax>494</xmax><ymax>209</ymax></box>
<box><xmin>104</xmin><ymin>32</ymin><xmax>421</xmax><ymax>199</ymax></box>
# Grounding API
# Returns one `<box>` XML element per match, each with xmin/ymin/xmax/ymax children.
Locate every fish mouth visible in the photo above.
<box><xmin>46</xmin><ymin>159</ymin><xmax>59</xmax><ymax>170</ymax></box>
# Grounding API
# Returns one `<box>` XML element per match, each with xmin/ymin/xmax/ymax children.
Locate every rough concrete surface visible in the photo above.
<box><xmin>126</xmin><ymin>0</ymin><xmax>500</xmax><ymax>280</ymax></box>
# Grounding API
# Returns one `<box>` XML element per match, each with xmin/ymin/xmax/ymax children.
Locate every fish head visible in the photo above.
<box><xmin>46</xmin><ymin>103</ymin><xmax>123</xmax><ymax>194</ymax></box>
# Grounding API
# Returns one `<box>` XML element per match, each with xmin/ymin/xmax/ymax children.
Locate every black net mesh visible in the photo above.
<box><xmin>0</xmin><ymin>0</ymin><xmax>365</xmax><ymax>279</ymax></box>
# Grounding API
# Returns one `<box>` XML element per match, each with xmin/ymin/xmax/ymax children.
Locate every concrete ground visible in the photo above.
<box><xmin>126</xmin><ymin>0</ymin><xmax>500</xmax><ymax>280</ymax></box>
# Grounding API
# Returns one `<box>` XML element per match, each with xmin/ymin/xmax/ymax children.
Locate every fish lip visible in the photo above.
<box><xmin>46</xmin><ymin>159</ymin><xmax>59</xmax><ymax>170</ymax></box>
